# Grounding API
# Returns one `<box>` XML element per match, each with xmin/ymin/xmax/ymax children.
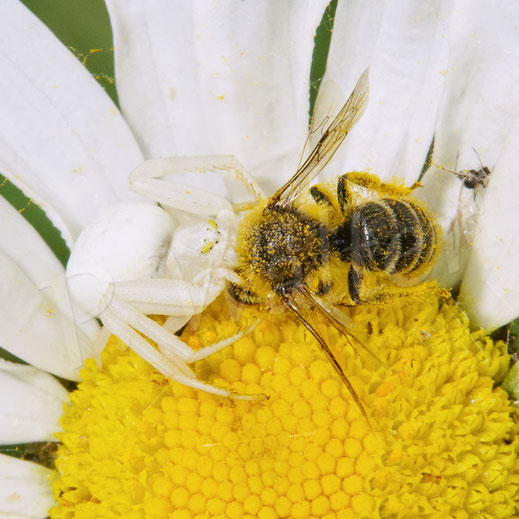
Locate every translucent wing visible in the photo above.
<box><xmin>279</xmin><ymin>287</ymin><xmax>369</xmax><ymax>423</ymax></box>
<box><xmin>272</xmin><ymin>68</ymin><xmax>369</xmax><ymax>207</ymax></box>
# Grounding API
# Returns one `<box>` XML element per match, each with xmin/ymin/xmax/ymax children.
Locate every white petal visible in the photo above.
<box><xmin>417</xmin><ymin>1</ymin><xmax>519</xmax><ymax>328</ymax></box>
<box><xmin>107</xmin><ymin>0</ymin><xmax>328</xmax><ymax>194</ymax></box>
<box><xmin>0</xmin><ymin>0</ymin><xmax>143</xmax><ymax>247</ymax></box>
<box><xmin>0</xmin><ymin>454</ymin><xmax>53</xmax><ymax>518</ymax></box>
<box><xmin>320</xmin><ymin>0</ymin><xmax>449</xmax><ymax>183</ymax></box>
<box><xmin>0</xmin><ymin>361</ymin><xmax>68</xmax><ymax>444</ymax></box>
<box><xmin>458</xmin><ymin>113</ymin><xmax>519</xmax><ymax>330</ymax></box>
<box><xmin>0</xmin><ymin>196</ymin><xmax>99</xmax><ymax>380</ymax></box>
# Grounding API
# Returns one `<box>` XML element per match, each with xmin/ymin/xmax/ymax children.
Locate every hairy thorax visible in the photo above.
<box><xmin>235</xmin><ymin>202</ymin><xmax>328</xmax><ymax>300</ymax></box>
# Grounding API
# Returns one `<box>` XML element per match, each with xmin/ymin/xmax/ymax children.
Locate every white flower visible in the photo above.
<box><xmin>1</xmin><ymin>0</ymin><xmax>519</xmax><ymax>516</ymax></box>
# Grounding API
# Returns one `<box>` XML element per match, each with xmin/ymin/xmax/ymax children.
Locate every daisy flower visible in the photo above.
<box><xmin>1</xmin><ymin>1</ymin><xmax>519</xmax><ymax>518</ymax></box>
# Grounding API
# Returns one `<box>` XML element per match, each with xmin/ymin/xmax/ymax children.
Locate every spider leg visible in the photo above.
<box><xmin>130</xmin><ymin>172</ymin><xmax>234</xmax><ymax>217</ymax></box>
<box><xmin>129</xmin><ymin>156</ymin><xmax>265</xmax><ymax>211</ymax></box>
<box><xmin>107</xmin><ymin>293</ymin><xmax>198</xmax><ymax>360</ymax></box>
<box><xmin>113</xmin><ymin>278</ymin><xmax>221</xmax><ymax>316</ymax></box>
<box><xmin>114</xmin><ymin>270</ymin><xmax>238</xmax><ymax>315</ymax></box>
<box><xmin>101</xmin><ymin>300</ymin><xmax>253</xmax><ymax>399</ymax></box>
<box><xmin>108</xmin><ymin>282</ymin><xmax>252</xmax><ymax>363</ymax></box>
<box><xmin>100</xmin><ymin>306</ymin><xmax>207</xmax><ymax>385</ymax></box>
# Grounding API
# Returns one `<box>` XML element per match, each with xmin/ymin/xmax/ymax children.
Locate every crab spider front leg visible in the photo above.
<box><xmin>129</xmin><ymin>156</ymin><xmax>266</xmax><ymax>212</ymax></box>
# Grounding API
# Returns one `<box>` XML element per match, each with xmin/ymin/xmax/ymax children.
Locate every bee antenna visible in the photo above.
<box><xmin>280</xmin><ymin>290</ymin><xmax>370</xmax><ymax>424</ymax></box>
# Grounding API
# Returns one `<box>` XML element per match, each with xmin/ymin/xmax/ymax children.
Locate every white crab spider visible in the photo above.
<box><xmin>67</xmin><ymin>156</ymin><xmax>265</xmax><ymax>397</ymax></box>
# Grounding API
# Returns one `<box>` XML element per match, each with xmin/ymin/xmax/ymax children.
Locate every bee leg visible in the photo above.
<box><xmin>337</xmin><ymin>174</ymin><xmax>353</xmax><ymax>213</ymax></box>
<box><xmin>340</xmin><ymin>171</ymin><xmax>416</xmax><ymax>199</ymax></box>
<box><xmin>354</xmin><ymin>281</ymin><xmax>448</xmax><ymax>306</ymax></box>
<box><xmin>348</xmin><ymin>265</ymin><xmax>362</xmax><ymax>304</ymax></box>
<box><xmin>310</xmin><ymin>186</ymin><xmax>334</xmax><ymax>207</ymax></box>
<box><xmin>228</xmin><ymin>283</ymin><xmax>261</xmax><ymax>305</ymax></box>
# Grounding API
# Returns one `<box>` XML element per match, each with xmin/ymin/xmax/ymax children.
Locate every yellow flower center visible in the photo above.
<box><xmin>51</xmin><ymin>288</ymin><xmax>519</xmax><ymax>518</ymax></box>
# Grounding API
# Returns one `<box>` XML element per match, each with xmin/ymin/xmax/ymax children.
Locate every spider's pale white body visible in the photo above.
<box><xmin>66</xmin><ymin>156</ymin><xmax>265</xmax><ymax>397</ymax></box>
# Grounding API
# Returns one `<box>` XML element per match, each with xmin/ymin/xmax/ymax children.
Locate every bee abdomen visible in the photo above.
<box><xmin>330</xmin><ymin>198</ymin><xmax>436</xmax><ymax>275</ymax></box>
<box><xmin>386</xmin><ymin>199</ymin><xmax>436</xmax><ymax>275</ymax></box>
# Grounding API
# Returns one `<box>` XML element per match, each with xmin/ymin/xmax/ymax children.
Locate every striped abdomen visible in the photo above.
<box><xmin>330</xmin><ymin>198</ymin><xmax>437</xmax><ymax>276</ymax></box>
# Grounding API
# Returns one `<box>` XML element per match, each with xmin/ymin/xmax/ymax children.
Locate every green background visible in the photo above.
<box><xmin>21</xmin><ymin>0</ymin><xmax>117</xmax><ymax>103</ymax></box>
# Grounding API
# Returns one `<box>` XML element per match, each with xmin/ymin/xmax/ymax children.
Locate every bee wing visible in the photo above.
<box><xmin>305</xmin><ymin>79</ymin><xmax>346</xmax><ymax>157</ymax></box>
<box><xmin>280</xmin><ymin>287</ymin><xmax>369</xmax><ymax>423</ymax></box>
<box><xmin>298</xmin><ymin>287</ymin><xmax>382</xmax><ymax>365</ymax></box>
<box><xmin>272</xmin><ymin>68</ymin><xmax>369</xmax><ymax>206</ymax></box>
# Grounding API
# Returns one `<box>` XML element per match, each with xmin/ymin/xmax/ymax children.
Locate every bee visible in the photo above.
<box><xmin>228</xmin><ymin>70</ymin><xmax>440</xmax><ymax>419</ymax></box>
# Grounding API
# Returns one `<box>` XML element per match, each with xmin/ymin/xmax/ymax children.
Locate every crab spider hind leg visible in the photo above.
<box><xmin>100</xmin><ymin>298</ymin><xmax>255</xmax><ymax>400</ymax></box>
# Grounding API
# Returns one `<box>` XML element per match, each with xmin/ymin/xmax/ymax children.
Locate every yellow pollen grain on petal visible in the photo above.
<box><xmin>313</xmin><ymin>408</ymin><xmax>332</xmax><ymax>428</ymax></box>
<box><xmin>232</xmin><ymin>481</ymin><xmax>250</xmax><ymax>502</ymax></box>
<box><xmin>171</xmin><ymin>487</ymin><xmax>190</xmax><ymax>508</ymax></box>
<box><xmin>304</xmin><ymin>443</ymin><xmax>322</xmax><ymax>461</ymax></box>
<box><xmin>286</xmin><ymin>482</ymin><xmax>305</xmax><ymax>502</ymax></box>
<box><xmin>349</xmin><ymin>419</ymin><xmax>369</xmax><ymax>440</ymax></box>
<box><xmin>201</xmin><ymin>478</ymin><xmax>218</xmax><ymax>498</ymax></box>
<box><xmin>51</xmin><ymin>291</ymin><xmax>519</xmax><ymax>519</ymax></box>
<box><xmin>288</xmin><ymin>467</ymin><xmax>304</xmax><ymax>484</ymax></box>
<box><xmin>290</xmin><ymin>342</ymin><xmax>314</xmax><ymax>366</ymax></box>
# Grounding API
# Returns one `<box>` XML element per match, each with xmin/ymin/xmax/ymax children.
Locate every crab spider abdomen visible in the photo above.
<box><xmin>66</xmin><ymin>202</ymin><xmax>173</xmax><ymax>317</ymax></box>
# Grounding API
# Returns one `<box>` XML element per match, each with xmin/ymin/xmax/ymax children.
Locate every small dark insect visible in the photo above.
<box><xmin>228</xmin><ymin>70</ymin><xmax>440</xmax><ymax>420</ymax></box>
<box><xmin>442</xmin><ymin>148</ymin><xmax>491</xmax><ymax>199</ymax></box>
<box><xmin>442</xmin><ymin>149</ymin><xmax>492</xmax><ymax>261</ymax></box>
<box><xmin>454</xmin><ymin>164</ymin><xmax>491</xmax><ymax>190</ymax></box>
